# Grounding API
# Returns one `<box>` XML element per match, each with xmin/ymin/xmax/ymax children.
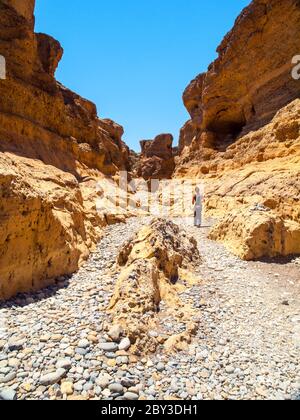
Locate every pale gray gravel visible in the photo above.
<box><xmin>0</xmin><ymin>216</ymin><xmax>299</xmax><ymax>400</ymax></box>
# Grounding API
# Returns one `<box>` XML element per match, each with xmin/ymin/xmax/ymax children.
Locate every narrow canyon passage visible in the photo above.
<box><xmin>0</xmin><ymin>217</ymin><xmax>299</xmax><ymax>401</ymax></box>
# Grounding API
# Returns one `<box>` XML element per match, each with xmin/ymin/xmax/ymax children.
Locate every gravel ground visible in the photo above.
<box><xmin>0</xmin><ymin>216</ymin><xmax>299</xmax><ymax>401</ymax></box>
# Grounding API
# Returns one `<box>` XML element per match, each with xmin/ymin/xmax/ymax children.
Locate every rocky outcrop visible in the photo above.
<box><xmin>0</xmin><ymin>0</ymin><xmax>132</xmax><ymax>299</ymax></box>
<box><xmin>175</xmin><ymin>0</ymin><xmax>300</xmax><ymax>259</ymax></box>
<box><xmin>209</xmin><ymin>205</ymin><xmax>300</xmax><ymax>261</ymax></box>
<box><xmin>181</xmin><ymin>100</ymin><xmax>300</xmax><ymax>225</ymax></box>
<box><xmin>109</xmin><ymin>219</ymin><xmax>201</xmax><ymax>353</ymax></box>
<box><xmin>0</xmin><ymin>0</ymin><xmax>131</xmax><ymax>178</ymax></box>
<box><xmin>2</xmin><ymin>0</ymin><xmax>35</xmax><ymax>24</ymax></box>
<box><xmin>134</xmin><ymin>134</ymin><xmax>176</xmax><ymax>180</ymax></box>
<box><xmin>178</xmin><ymin>0</ymin><xmax>300</xmax><ymax>157</ymax></box>
<box><xmin>0</xmin><ymin>153</ymin><xmax>108</xmax><ymax>300</ymax></box>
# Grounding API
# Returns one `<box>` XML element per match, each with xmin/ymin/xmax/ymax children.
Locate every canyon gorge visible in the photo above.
<box><xmin>0</xmin><ymin>0</ymin><xmax>299</xmax><ymax>401</ymax></box>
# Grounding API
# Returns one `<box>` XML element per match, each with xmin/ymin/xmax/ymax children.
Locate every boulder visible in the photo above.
<box><xmin>134</xmin><ymin>134</ymin><xmax>176</xmax><ymax>180</ymax></box>
<box><xmin>209</xmin><ymin>206</ymin><xmax>300</xmax><ymax>260</ymax></box>
<box><xmin>109</xmin><ymin>219</ymin><xmax>201</xmax><ymax>353</ymax></box>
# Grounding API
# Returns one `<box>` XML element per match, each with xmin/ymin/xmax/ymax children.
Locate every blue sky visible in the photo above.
<box><xmin>35</xmin><ymin>0</ymin><xmax>250</xmax><ymax>151</ymax></box>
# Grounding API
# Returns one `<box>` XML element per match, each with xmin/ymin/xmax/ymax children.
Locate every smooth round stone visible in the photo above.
<box><xmin>225</xmin><ymin>367</ymin><xmax>235</xmax><ymax>375</ymax></box>
<box><xmin>156</xmin><ymin>363</ymin><xmax>165</xmax><ymax>372</ymax></box>
<box><xmin>56</xmin><ymin>359</ymin><xmax>72</xmax><ymax>370</ymax></box>
<box><xmin>105</xmin><ymin>352</ymin><xmax>117</xmax><ymax>359</ymax></box>
<box><xmin>108</xmin><ymin>383</ymin><xmax>124</xmax><ymax>394</ymax></box>
<box><xmin>75</xmin><ymin>348</ymin><xmax>89</xmax><ymax>356</ymax></box>
<box><xmin>99</xmin><ymin>343</ymin><xmax>118</xmax><ymax>352</ymax></box>
<box><xmin>39</xmin><ymin>369</ymin><xmax>66</xmax><ymax>386</ymax></box>
<box><xmin>120</xmin><ymin>377</ymin><xmax>136</xmax><ymax>388</ymax></box>
<box><xmin>0</xmin><ymin>360</ymin><xmax>8</xmax><ymax>368</ymax></box>
<box><xmin>83</xmin><ymin>382</ymin><xmax>94</xmax><ymax>392</ymax></box>
<box><xmin>0</xmin><ymin>388</ymin><xmax>17</xmax><ymax>401</ymax></box>
<box><xmin>124</xmin><ymin>392</ymin><xmax>139</xmax><ymax>400</ymax></box>
<box><xmin>96</xmin><ymin>375</ymin><xmax>111</xmax><ymax>389</ymax></box>
<box><xmin>0</xmin><ymin>372</ymin><xmax>17</xmax><ymax>384</ymax></box>
<box><xmin>118</xmin><ymin>338</ymin><xmax>131</xmax><ymax>351</ymax></box>
<box><xmin>77</xmin><ymin>339</ymin><xmax>90</xmax><ymax>349</ymax></box>
<box><xmin>8</xmin><ymin>339</ymin><xmax>25</xmax><ymax>352</ymax></box>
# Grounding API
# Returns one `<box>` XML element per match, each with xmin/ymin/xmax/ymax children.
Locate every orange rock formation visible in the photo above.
<box><xmin>109</xmin><ymin>219</ymin><xmax>201</xmax><ymax>353</ymax></box>
<box><xmin>134</xmin><ymin>134</ymin><xmax>176</xmax><ymax>180</ymax></box>
<box><xmin>0</xmin><ymin>0</ymin><xmax>132</xmax><ymax>299</ymax></box>
<box><xmin>175</xmin><ymin>0</ymin><xmax>300</xmax><ymax>258</ymax></box>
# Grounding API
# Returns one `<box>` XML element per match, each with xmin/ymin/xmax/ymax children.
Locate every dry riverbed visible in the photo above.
<box><xmin>0</xmin><ymin>217</ymin><xmax>299</xmax><ymax>400</ymax></box>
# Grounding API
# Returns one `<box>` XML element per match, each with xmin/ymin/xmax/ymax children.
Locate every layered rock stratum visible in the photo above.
<box><xmin>0</xmin><ymin>0</ymin><xmax>132</xmax><ymax>299</ymax></box>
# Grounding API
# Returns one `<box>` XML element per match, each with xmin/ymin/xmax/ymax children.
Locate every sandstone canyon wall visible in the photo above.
<box><xmin>179</xmin><ymin>0</ymin><xmax>300</xmax><ymax>153</ymax></box>
<box><xmin>0</xmin><ymin>0</ymin><xmax>132</xmax><ymax>299</ymax></box>
<box><xmin>175</xmin><ymin>0</ymin><xmax>300</xmax><ymax>258</ymax></box>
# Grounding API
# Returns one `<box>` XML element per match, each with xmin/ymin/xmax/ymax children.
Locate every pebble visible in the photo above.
<box><xmin>124</xmin><ymin>392</ymin><xmax>139</xmax><ymax>400</ymax></box>
<box><xmin>157</xmin><ymin>363</ymin><xmax>165</xmax><ymax>372</ymax></box>
<box><xmin>77</xmin><ymin>339</ymin><xmax>90</xmax><ymax>349</ymax></box>
<box><xmin>96</xmin><ymin>375</ymin><xmax>111</xmax><ymax>389</ymax></box>
<box><xmin>108</xmin><ymin>325</ymin><xmax>123</xmax><ymax>342</ymax></box>
<box><xmin>109</xmin><ymin>383</ymin><xmax>124</xmax><ymax>394</ymax></box>
<box><xmin>8</xmin><ymin>339</ymin><xmax>25</xmax><ymax>352</ymax></box>
<box><xmin>61</xmin><ymin>382</ymin><xmax>74</xmax><ymax>396</ymax></box>
<box><xmin>0</xmin><ymin>217</ymin><xmax>299</xmax><ymax>401</ymax></box>
<box><xmin>40</xmin><ymin>369</ymin><xmax>67</xmax><ymax>386</ymax></box>
<box><xmin>225</xmin><ymin>367</ymin><xmax>235</xmax><ymax>375</ymax></box>
<box><xmin>0</xmin><ymin>388</ymin><xmax>17</xmax><ymax>400</ymax></box>
<box><xmin>56</xmin><ymin>359</ymin><xmax>72</xmax><ymax>370</ymax></box>
<box><xmin>99</xmin><ymin>343</ymin><xmax>119</xmax><ymax>352</ymax></box>
<box><xmin>0</xmin><ymin>372</ymin><xmax>17</xmax><ymax>384</ymax></box>
<box><xmin>118</xmin><ymin>338</ymin><xmax>131</xmax><ymax>351</ymax></box>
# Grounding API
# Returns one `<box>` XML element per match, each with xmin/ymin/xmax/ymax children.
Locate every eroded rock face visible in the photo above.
<box><xmin>134</xmin><ymin>134</ymin><xmax>176</xmax><ymax>180</ymax></box>
<box><xmin>209</xmin><ymin>206</ymin><xmax>300</xmax><ymax>261</ymax></box>
<box><xmin>109</xmin><ymin>219</ymin><xmax>201</xmax><ymax>353</ymax></box>
<box><xmin>0</xmin><ymin>0</ymin><xmax>130</xmax><ymax>177</ymax></box>
<box><xmin>0</xmin><ymin>153</ymin><xmax>108</xmax><ymax>300</ymax></box>
<box><xmin>2</xmin><ymin>0</ymin><xmax>35</xmax><ymax>25</ymax></box>
<box><xmin>205</xmin><ymin>0</ymin><xmax>300</xmax><ymax>135</ymax></box>
<box><xmin>0</xmin><ymin>1</ymin><xmax>132</xmax><ymax>299</ymax></box>
<box><xmin>175</xmin><ymin>6</ymin><xmax>300</xmax><ymax>253</ymax></box>
<box><xmin>178</xmin><ymin>0</ymin><xmax>300</xmax><ymax>157</ymax></box>
<box><xmin>178</xmin><ymin>100</ymin><xmax>300</xmax><ymax>227</ymax></box>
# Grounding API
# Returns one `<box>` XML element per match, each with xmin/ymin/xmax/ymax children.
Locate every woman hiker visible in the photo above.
<box><xmin>193</xmin><ymin>187</ymin><xmax>204</xmax><ymax>228</ymax></box>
